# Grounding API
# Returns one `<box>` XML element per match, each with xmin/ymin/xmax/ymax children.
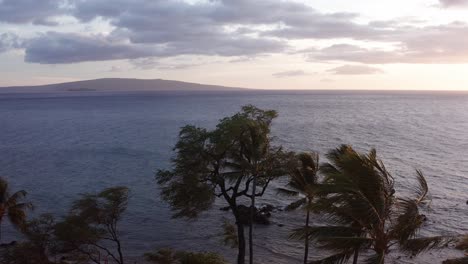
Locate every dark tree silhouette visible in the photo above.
<box><xmin>0</xmin><ymin>177</ymin><xmax>32</xmax><ymax>242</ymax></box>
<box><xmin>278</xmin><ymin>152</ymin><xmax>319</xmax><ymax>264</ymax></box>
<box><xmin>144</xmin><ymin>248</ymin><xmax>227</xmax><ymax>264</ymax></box>
<box><xmin>55</xmin><ymin>186</ymin><xmax>129</xmax><ymax>264</ymax></box>
<box><xmin>297</xmin><ymin>145</ymin><xmax>453</xmax><ymax>264</ymax></box>
<box><xmin>157</xmin><ymin>105</ymin><xmax>291</xmax><ymax>264</ymax></box>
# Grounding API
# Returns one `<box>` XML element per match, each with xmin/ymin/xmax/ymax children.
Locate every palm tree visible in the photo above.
<box><xmin>278</xmin><ymin>152</ymin><xmax>319</xmax><ymax>264</ymax></box>
<box><xmin>299</xmin><ymin>145</ymin><xmax>452</xmax><ymax>264</ymax></box>
<box><xmin>0</xmin><ymin>177</ymin><xmax>33</xmax><ymax>241</ymax></box>
<box><xmin>443</xmin><ymin>236</ymin><xmax>468</xmax><ymax>263</ymax></box>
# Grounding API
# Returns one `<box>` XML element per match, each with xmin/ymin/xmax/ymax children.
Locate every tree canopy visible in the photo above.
<box><xmin>157</xmin><ymin>105</ymin><xmax>292</xmax><ymax>264</ymax></box>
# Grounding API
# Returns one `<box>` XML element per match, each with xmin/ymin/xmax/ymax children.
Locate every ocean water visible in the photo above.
<box><xmin>1</xmin><ymin>90</ymin><xmax>468</xmax><ymax>263</ymax></box>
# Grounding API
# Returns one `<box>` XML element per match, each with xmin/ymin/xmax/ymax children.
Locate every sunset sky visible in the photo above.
<box><xmin>1</xmin><ymin>0</ymin><xmax>468</xmax><ymax>90</ymax></box>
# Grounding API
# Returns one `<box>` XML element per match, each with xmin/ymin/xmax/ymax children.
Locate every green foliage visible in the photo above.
<box><xmin>278</xmin><ymin>152</ymin><xmax>320</xmax><ymax>264</ymax></box>
<box><xmin>279</xmin><ymin>152</ymin><xmax>320</xmax><ymax>209</ymax></box>
<box><xmin>0</xmin><ymin>214</ymin><xmax>58</xmax><ymax>264</ymax></box>
<box><xmin>0</xmin><ymin>177</ymin><xmax>33</xmax><ymax>237</ymax></box>
<box><xmin>222</xmin><ymin>219</ymin><xmax>238</xmax><ymax>248</ymax></box>
<box><xmin>145</xmin><ymin>248</ymin><xmax>227</xmax><ymax>264</ymax></box>
<box><xmin>178</xmin><ymin>251</ymin><xmax>227</xmax><ymax>264</ymax></box>
<box><xmin>443</xmin><ymin>258</ymin><xmax>468</xmax><ymax>264</ymax></box>
<box><xmin>156</xmin><ymin>105</ymin><xmax>288</xmax><ymax>219</ymax></box>
<box><xmin>443</xmin><ymin>235</ymin><xmax>468</xmax><ymax>264</ymax></box>
<box><xmin>306</xmin><ymin>145</ymin><xmax>452</xmax><ymax>263</ymax></box>
<box><xmin>0</xmin><ymin>241</ymin><xmax>50</xmax><ymax>264</ymax></box>
<box><xmin>54</xmin><ymin>186</ymin><xmax>129</xmax><ymax>264</ymax></box>
<box><xmin>156</xmin><ymin>105</ymin><xmax>291</xmax><ymax>264</ymax></box>
<box><xmin>144</xmin><ymin>248</ymin><xmax>179</xmax><ymax>264</ymax></box>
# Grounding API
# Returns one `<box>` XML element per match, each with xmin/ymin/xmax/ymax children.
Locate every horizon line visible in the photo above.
<box><xmin>1</xmin><ymin>77</ymin><xmax>468</xmax><ymax>92</ymax></box>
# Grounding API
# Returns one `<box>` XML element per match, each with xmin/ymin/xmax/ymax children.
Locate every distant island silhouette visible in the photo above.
<box><xmin>0</xmin><ymin>78</ymin><xmax>248</xmax><ymax>93</ymax></box>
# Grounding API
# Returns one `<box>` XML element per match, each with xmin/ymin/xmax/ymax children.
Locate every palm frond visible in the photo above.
<box><xmin>285</xmin><ymin>198</ymin><xmax>307</xmax><ymax>211</ymax></box>
<box><xmin>290</xmin><ymin>226</ymin><xmax>361</xmax><ymax>241</ymax></box>
<box><xmin>308</xmin><ymin>251</ymin><xmax>354</xmax><ymax>264</ymax></box>
<box><xmin>276</xmin><ymin>188</ymin><xmax>300</xmax><ymax>197</ymax></box>
<box><xmin>364</xmin><ymin>252</ymin><xmax>385</xmax><ymax>264</ymax></box>
<box><xmin>390</xmin><ymin>198</ymin><xmax>424</xmax><ymax>242</ymax></box>
<box><xmin>400</xmin><ymin>236</ymin><xmax>454</xmax><ymax>255</ymax></box>
<box><xmin>414</xmin><ymin>170</ymin><xmax>429</xmax><ymax>204</ymax></box>
<box><xmin>315</xmin><ymin>237</ymin><xmax>373</xmax><ymax>252</ymax></box>
<box><xmin>455</xmin><ymin>235</ymin><xmax>468</xmax><ymax>250</ymax></box>
<box><xmin>442</xmin><ymin>257</ymin><xmax>468</xmax><ymax>264</ymax></box>
<box><xmin>7</xmin><ymin>205</ymin><xmax>29</xmax><ymax>229</ymax></box>
<box><xmin>6</xmin><ymin>190</ymin><xmax>27</xmax><ymax>207</ymax></box>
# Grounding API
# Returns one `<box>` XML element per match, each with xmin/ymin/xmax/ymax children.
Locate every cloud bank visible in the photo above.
<box><xmin>3</xmin><ymin>0</ymin><xmax>468</xmax><ymax>66</ymax></box>
<box><xmin>0</xmin><ymin>0</ymin><xmax>64</xmax><ymax>25</ymax></box>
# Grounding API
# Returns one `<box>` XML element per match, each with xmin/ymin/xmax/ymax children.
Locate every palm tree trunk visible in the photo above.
<box><xmin>0</xmin><ymin>216</ymin><xmax>3</xmax><ymax>243</ymax></box>
<box><xmin>249</xmin><ymin>175</ymin><xmax>257</xmax><ymax>264</ymax></box>
<box><xmin>304</xmin><ymin>200</ymin><xmax>310</xmax><ymax>264</ymax></box>
<box><xmin>352</xmin><ymin>247</ymin><xmax>359</xmax><ymax>264</ymax></box>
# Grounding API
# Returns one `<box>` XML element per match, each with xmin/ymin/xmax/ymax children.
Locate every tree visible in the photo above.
<box><xmin>144</xmin><ymin>248</ymin><xmax>179</xmax><ymax>264</ymax></box>
<box><xmin>55</xmin><ymin>186</ymin><xmax>129</xmax><ymax>264</ymax></box>
<box><xmin>0</xmin><ymin>214</ymin><xmax>57</xmax><ymax>264</ymax></box>
<box><xmin>156</xmin><ymin>105</ymin><xmax>290</xmax><ymax>264</ymax></box>
<box><xmin>145</xmin><ymin>248</ymin><xmax>228</xmax><ymax>264</ymax></box>
<box><xmin>443</xmin><ymin>236</ymin><xmax>468</xmax><ymax>264</ymax></box>
<box><xmin>227</xmin><ymin>105</ymin><xmax>285</xmax><ymax>264</ymax></box>
<box><xmin>301</xmin><ymin>145</ymin><xmax>452</xmax><ymax>263</ymax></box>
<box><xmin>0</xmin><ymin>177</ymin><xmax>33</xmax><ymax>242</ymax></box>
<box><xmin>278</xmin><ymin>152</ymin><xmax>319</xmax><ymax>264</ymax></box>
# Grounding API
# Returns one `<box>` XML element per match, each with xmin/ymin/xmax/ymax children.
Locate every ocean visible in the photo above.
<box><xmin>1</xmin><ymin>90</ymin><xmax>467</xmax><ymax>263</ymax></box>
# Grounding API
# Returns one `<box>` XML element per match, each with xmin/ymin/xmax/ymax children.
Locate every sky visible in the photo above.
<box><xmin>1</xmin><ymin>0</ymin><xmax>468</xmax><ymax>90</ymax></box>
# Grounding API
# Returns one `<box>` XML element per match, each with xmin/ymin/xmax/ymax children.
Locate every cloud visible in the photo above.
<box><xmin>308</xmin><ymin>23</ymin><xmax>468</xmax><ymax>64</ymax></box>
<box><xmin>0</xmin><ymin>0</ymin><xmax>64</xmax><ymax>24</ymax></box>
<box><xmin>7</xmin><ymin>0</ymin><xmax>468</xmax><ymax>66</ymax></box>
<box><xmin>108</xmin><ymin>66</ymin><xmax>123</xmax><ymax>72</ymax></box>
<box><xmin>327</xmin><ymin>65</ymin><xmax>384</xmax><ymax>75</ymax></box>
<box><xmin>71</xmin><ymin>0</ymin><xmax>288</xmax><ymax>57</ymax></box>
<box><xmin>0</xmin><ymin>33</ymin><xmax>20</xmax><ymax>53</ymax></box>
<box><xmin>23</xmin><ymin>30</ymin><xmax>285</xmax><ymax>64</ymax></box>
<box><xmin>309</xmin><ymin>44</ymin><xmax>400</xmax><ymax>64</ymax></box>
<box><xmin>24</xmin><ymin>32</ymin><xmax>157</xmax><ymax>64</ymax></box>
<box><xmin>272</xmin><ymin>70</ymin><xmax>307</xmax><ymax>78</ymax></box>
<box><xmin>130</xmin><ymin>58</ymin><xmax>203</xmax><ymax>70</ymax></box>
<box><xmin>439</xmin><ymin>0</ymin><xmax>468</xmax><ymax>7</ymax></box>
<box><xmin>21</xmin><ymin>0</ymin><xmax>381</xmax><ymax>64</ymax></box>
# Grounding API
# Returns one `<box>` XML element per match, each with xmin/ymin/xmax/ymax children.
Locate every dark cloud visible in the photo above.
<box><xmin>73</xmin><ymin>0</ymin><xmax>389</xmax><ymax>42</ymax></box>
<box><xmin>24</xmin><ymin>32</ymin><xmax>156</xmax><ymax>64</ymax></box>
<box><xmin>327</xmin><ymin>65</ymin><xmax>384</xmax><ymax>75</ymax></box>
<box><xmin>23</xmin><ymin>31</ymin><xmax>285</xmax><ymax>64</ymax></box>
<box><xmin>439</xmin><ymin>0</ymin><xmax>468</xmax><ymax>7</ymax></box>
<box><xmin>25</xmin><ymin>0</ymin><xmax>370</xmax><ymax>63</ymax></box>
<box><xmin>272</xmin><ymin>70</ymin><xmax>307</xmax><ymax>78</ymax></box>
<box><xmin>7</xmin><ymin>0</ymin><xmax>468</xmax><ymax>65</ymax></box>
<box><xmin>0</xmin><ymin>0</ymin><xmax>64</xmax><ymax>24</ymax></box>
